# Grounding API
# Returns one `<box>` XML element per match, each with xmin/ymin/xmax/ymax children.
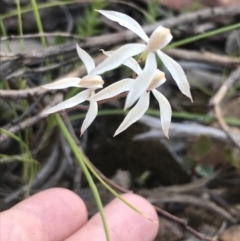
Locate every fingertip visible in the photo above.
<box><xmin>3</xmin><ymin>188</ymin><xmax>88</xmax><ymax>241</ymax></box>
<box><xmin>107</xmin><ymin>193</ymin><xmax>159</xmax><ymax>241</ymax></box>
<box><xmin>67</xmin><ymin>193</ymin><xmax>159</xmax><ymax>241</ymax></box>
<box><xmin>14</xmin><ymin>187</ymin><xmax>88</xmax><ymax>223</ymax></box>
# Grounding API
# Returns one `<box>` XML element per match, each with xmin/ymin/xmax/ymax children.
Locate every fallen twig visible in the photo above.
<box><xmin>166</xmin><ymin>49</ymin><xmax>240</xmax><ymax>68</ymax></box>
<box><xmin>147</xmin><ymin>194</ymin><xmax>237</xmax><ymax>223</ymax></box>
<box><xmin>1</xmin><ymin>6</ymin><xmax>240</xmax><ymax>65</ymax></box>
<box><xmin>0</xmin><ymin>54</ymin><xmax>105</xmax><ymax>99</ymax></box>
<box><xmin>4</xmin><ymin>144</ymin><xmax>59</xmax><ymax>203</ymax></box>
<box><xmin>211</xmin><ymin>66</ymin><xmax>240</xmax><ymax>148</ymax></box>
<box><xmin>135</xmin><ymin>116</ymin><xmax>240</xmax><ymax>143</ymax></box>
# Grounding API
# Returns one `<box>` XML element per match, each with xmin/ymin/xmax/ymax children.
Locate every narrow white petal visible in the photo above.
<box><xmin>42</xmin><ymin>78</ymin><xmax>81</xmax><ymax>90</ymax></box>
<box><xmin>98</xmin><ymin>10</ymin><xmax>149</xmax><ymax>42</ymax></box>
<box><xmin>81</xmin><ymin>100</ymin><xmax>98</xmax><ymax>135</ymax></box>
<box><xmin>76</xmin><ymin>44</ymin><xmax>95</xmax><ymax>74</ymax></box>
<box><xmin>114</xmin><ymin>91</ymin><xmax>150</xmax><ymax>136</ymax></box>
<box><xmin>123</xmin><ymin>57</ymin><xmax>142</xmax><ymax>75</ymax></box>
<box><xmin>151</xmin><ymin>89</ymin><xmax>172</xmax><ymax>138</ymax></box>
<box><xmin>91</xmin><ymin>44</ymin><xmax>146</xmax><ymax>75</ymax></box>
<box><xmin>43</xmin><ymin>89</ymin><xmax>90</xmax><ymax>115</ymax></box>
<box><xmin>90</xmin><ymin>78</ymin><xmax>133</xmax><ymax>101</ymax></box>
<box><xmin>125</xmin><ymin>53</ymin><xmax>156</xmax><ymax>109</ymax></box>
<box><xmin>101</xmin><ymin>49</ymin><xmax>142</xmax><ymax>75</ymax></box>
<box><xmin>157</xmin><ymin>50</ymin><xmax>192</xmax><ymax>101</ymax></box>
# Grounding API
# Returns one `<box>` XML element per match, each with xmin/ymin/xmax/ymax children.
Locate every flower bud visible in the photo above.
<box><xmin>147</xmin><ymin>70</ymin><xmax>166</xmax><ymax>90</ymax></box>
<box><xmin>80</xmin><ymin>75</ymin><xmax>104</xmax><ymax>89</ymax></box>
<box><xmin>146</xmin><ymin>26</ymin><xmax>172</xmax><ymax>53</ymax></box>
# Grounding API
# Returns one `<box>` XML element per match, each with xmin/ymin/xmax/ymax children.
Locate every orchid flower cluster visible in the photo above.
<box><xmin>43</xmin><ymin>10</ymin><xmax>192</xmax><ymax>138</ymax></box>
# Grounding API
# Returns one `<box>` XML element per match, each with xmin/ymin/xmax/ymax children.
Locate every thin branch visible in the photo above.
<box><xmin>211</xmin><ymin>66</ymin><xmax>240</xmax><ymax>148</ymax></box>
<box><xmin>0</xmin><ymin>54</ymin><xmax>105</xmax><ymax>99</ymax></box>
<box><xmin>166</xmin><ymin>49</ymin><xmax>240</xmax><ymax>68</ymax></box>
<box><xmin>148</xmin><ymin>194</ymin><xmax>237</xmax><ymax>223</ymax></box>
<box><xmin>0</xmin><ymin>93</ymin><xmax>62</xmax><ymax>144</ymax></box>
<box><xmin>153</xmin><ymin>205</ymin><xmax>216</xmax><ymax>241</ymax></box>
<box><xmin>4</xmin><ymin>144</ymin><xmax>59</xmax><ymax>203</ymax></box>
<box><xmin>1</xmin><ymin>6</ymin><xmax>240</xmax><ymax>62</ymax></box>
<box><xmin>4</xmin><ymin>93</ymin><xmax>47</xmax><ymax>129</ymax></box>
<box><xmin>1</xmin><ymin>32</ymin><xmax>84</xmax><ymax>41</ymax></box>
<box><xmin>135</xmin><ymin>116</ymin><xmax>240</xmax><ymax>144</ymax></box>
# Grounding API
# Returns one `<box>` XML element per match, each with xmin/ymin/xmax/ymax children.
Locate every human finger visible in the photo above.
<box><xmin>66</xmin><ymin>193</ymin><xmax>159</xmax><ymax>241</ymax></box>
<box><xmin>1</xmin><ymin>188</ymin><xmax>88</xmax><ymax>241</ymax></box>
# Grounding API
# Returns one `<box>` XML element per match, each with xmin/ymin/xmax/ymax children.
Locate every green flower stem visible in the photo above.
<box><xmin>55</xmin><ymin>114</ymin><xmax>111</xmax><ymax>241</ymax></box>
<box><xmin>30</xmin><ymin>0</ymin><xmax>51</xmax><ymax>81</ymax></box>
<box><xmin>0</xmin><ymin>20</ymin><xmax>11</xmax><ymax>51</ymax></box>
<box><xmin>30</xmin><ymin>0</ymin><xmax>46</xmax><ymax>46</ymax></box>
<box><xmin>0</xmin><ymin>128</ymin><xmax>37</xmax><ymax>188</ymax></box>
<box><xmin>69</xmin><ymin>109</ymin><xmax>240</xmax><ymax>127</ymax></box>
<box><xmin>166</xmin><ymin>22</ymin><xmax>240</xmax><ymax>49</ymax></box>
<box><xmin>56</xmin><ymin>113</ymin><xmax>154</xmax><ymax>226</ymax></box>
<box><xmin>15</xmin><ymin>0</ymin><xmax>24</xmax><ymax>50</ymax></box>
<box><xmin>83</xmin><ymin>158</ymin><xmax>155</xmax><ymax>221</ymax></box>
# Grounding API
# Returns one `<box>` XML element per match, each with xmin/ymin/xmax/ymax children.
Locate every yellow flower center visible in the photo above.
<box><xmin>80</xmin><ymin>75</ymin><xmax>104</xmax><ymax>89</ymax></box>
<box><xmin>147</xmin><ymin>70</ymin><xmax>165</xmax><ymax>90</ymax></box>
<box><xmin>146</xmin><ymin>26</ymin><xmax>172</xmax><ymax>53</ymax></box>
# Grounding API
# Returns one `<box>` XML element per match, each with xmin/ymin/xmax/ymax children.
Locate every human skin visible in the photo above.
<box><xmin>1</xmin><ymin>188</ymin><xmax>159</xmax><ymax>241</ymax></box>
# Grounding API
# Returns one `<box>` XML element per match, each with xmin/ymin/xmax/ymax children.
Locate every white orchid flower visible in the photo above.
<box><xmin>42</xmin><ymin>44</ymin><xmax>104</xmax><ymax>135</ymax></box>
<box><xmin>91</xmin><ymin>10</ymin><xmax>192</xmax><ymax>109</ymax></box>
<box><xmin>90</xmin><ymin>67</ymin><xmax>172</xmax><ymax>138</ymax></box>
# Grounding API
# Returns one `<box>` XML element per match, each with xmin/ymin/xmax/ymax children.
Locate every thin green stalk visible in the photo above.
<box><xmin>0</xmin><ymin>129</ymin><xmax>37</xmax><ymax>188</ymax></box>
<box><xmin>0</xmin><ymin>129</ymin><xmax>32</xmax><ymax>158</ymax></box>
<box><xmin>0</xmin><ymin>19</ymin><xmax>22</xmax><ymax>119</ymax></box>
<box><xmin>1</xmin><ymin>1</ymin><xmax>152</xmax><ymax>23</ymax></box>
<box><xmin>15</xmin><ymin>0</ymin><xmax>24</xmax><ymax>50</ymax></box>
<box><xmin>1</xmin><ymin>1</ymin><xmax>69</xmax><ymax>20</ymax></box>
<box><xmin>69</xmin><ymin>109</ymin><xmax>240</xmax><ymax>127</ymax></box>
<box><xmin>0</xmin><ymin>154</ymin><xmax>38</xmax><ymax>164</ymax></box>
<box><xmin>29</xmin><ymin>0</ymin><xmax>46</xmax><ymax>46</ymax></box>
<box><xmin>0</xmin><ymin>18</ymin><xmax>31</xmax><ymax>181</ymax></box>
<box><xmin>15</xmin><ymin>0</ymin><xmax>31</xmax><ymax>181</ymax></box>
<box><xmin>30</xmin><ymin>0</ymin><xmax>52</xmax><ymax>80</ymax></box>
<box><xmin>0</xmin><ymin>20</ymin><xmax>11</xmax><ymax>51</ymax></box>
<box><xmin>166</xmin><ymin>22</ymin><xmax>240</xmax><ymax>49</ymax></box>
<box><xmin>84</xmin><ymin>158</ymin><xmax>156</xmax><ymax>221</ymax></box>
<box><xmin>55</xmin><ymin>114</ymin><xmax>111</xmax><ymax>241</ymax></box>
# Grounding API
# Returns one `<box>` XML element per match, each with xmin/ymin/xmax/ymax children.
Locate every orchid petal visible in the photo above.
<box><xmin>151</xmin><ymin>89</ymin><xmax>172</xmax><ymax>138</ymax></box>
<box><xmin>90</xmin><ymin>78</ymin><xmax>133</xmax><ymax>101</ymax></box>
<box><xmin>114</xmin><ymin>91</ymin><xmax>150</xmax><ymax>136</ymax></box>
<box><xmin>76</xmin><ymin>44</ymin><xmax>95</xmax><ymax>74</ymax></box>
<box><xmin>98</xmin><ymin>10</ymin><xmax>149</xmax><ymax>42</ymax></box>
<box><xmin>123</xmin><ymin>57</ymin><xmax>143</xmax><ymax>75</ymax></box>
<box><xmin>124</xmin><ymin>52</ymin><xmax>156</xmax><ymax>110</ymax></box>
<box><xmin>91</xmin><ymin>44</ymin><xmax>146</xmax><ymax>75</ymax></box>
<box><xmin>43</xmin><ymin>89</ymin><xmax>90</xmax><ymax>115</ymax></box>
<box><xmin>157</xmin><ymin>50</ymin><xmax>192</xmax><ymax>101</ymax></box>
<box><xmin>81</xmin><ymin>100</ymin><xmax>98</xmax><ymax>135</ymax></box>
<box><xmin>42</xmin><ymin>78</ymin><xmax>81</xmax><ymax>90</ymax></box>
<box><xmin>100</xmin><ymin>49</ymin><xmax>142</xmax><ymax>75</ymax></box>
